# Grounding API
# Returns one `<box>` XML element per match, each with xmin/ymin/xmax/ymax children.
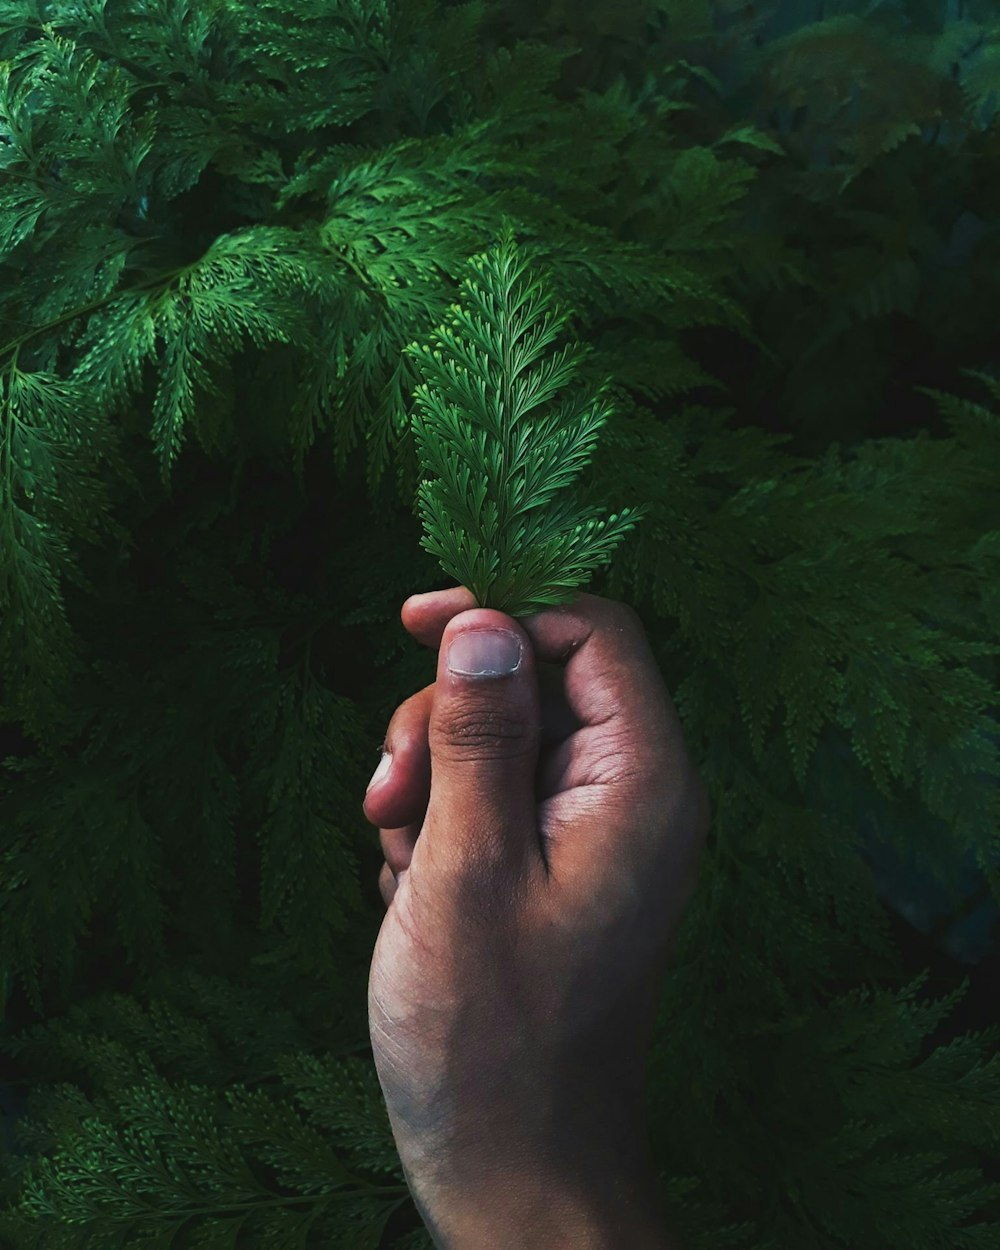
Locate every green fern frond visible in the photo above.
<box><xmin>0</xmin><ymin>1072</ymin><xmax>408</xmax><ymax>1247</ymax></box>
<box><xmin>275</xmin><ymin>1052</ymin><xmax>403</xmax><ymax>1182</ymax></box>
<box><xmin>403</xmin><ymin>220</ymin><xmax>647</xmax><ymax>617</ymax></box>
<box><xmin>0</xmin><ymin>355</ymin><xmax>129</xmax><ymax>743</ymax></box>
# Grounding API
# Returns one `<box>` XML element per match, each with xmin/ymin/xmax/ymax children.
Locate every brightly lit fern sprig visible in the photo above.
<box><xmin>403</xmin><ymin>221</ymin><xmax>647</xmax><ymax>619</ymax></box>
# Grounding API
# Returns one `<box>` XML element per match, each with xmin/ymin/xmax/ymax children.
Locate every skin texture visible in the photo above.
<box><xmin>363</xmin><ymin>586</ymin><xmax>710</xmax><ymax>1246</ymax></box>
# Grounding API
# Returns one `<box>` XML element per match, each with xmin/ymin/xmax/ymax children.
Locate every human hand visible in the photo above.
<box><xmin>363</xmin><ymin>586</ymin><xmax>710</xmax><ymax>1248</ymax></box>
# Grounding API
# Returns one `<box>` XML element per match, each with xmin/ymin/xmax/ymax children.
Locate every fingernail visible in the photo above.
<box><xmin>447</xmin><ymin>629</ymin><xmax>522</xmax><ymax>676</ymax></box>
<box><xmin>367</xmin><ymin>750</ymin><xmax>392</xmax><ymax>793</ymax></box>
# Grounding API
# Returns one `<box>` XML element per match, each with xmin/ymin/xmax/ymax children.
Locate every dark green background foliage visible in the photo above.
<box><xmin>0</xmin><ymin>0</ymin><xmax>998</xmax><ymax>1246</ymax></box>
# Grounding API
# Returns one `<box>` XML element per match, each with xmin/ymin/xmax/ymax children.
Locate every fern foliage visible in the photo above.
<box><xmin>405</xmin><ymin>220</ymin><xmax>647</xmax><ymax>617</ymax></box>
<box><xmin>0</xmin><ymin>2</ymin><xmax>997</xmax><ymax>1248</ymax></box>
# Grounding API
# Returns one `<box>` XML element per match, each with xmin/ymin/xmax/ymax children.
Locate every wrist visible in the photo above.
<box><xmin>406</xmin><ymin>1166</ymin><xmax>676</xmax><ymax>1249</ymax></box>
<box><xmin>398</xmin><ymin>1129</ymin><xmax>677</xmax><ymax>1249</ymax></box>
<box><xmin>384</xmin><ymin>1032</ymin><xmax>678</xmax><ymax>1247</ymax></box>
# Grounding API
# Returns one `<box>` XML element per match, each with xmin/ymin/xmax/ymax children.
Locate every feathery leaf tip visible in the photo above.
<box><xmin>402</xmin><ymin>220</ymin><xmax>646</xmax><ymax>618</ymax></box>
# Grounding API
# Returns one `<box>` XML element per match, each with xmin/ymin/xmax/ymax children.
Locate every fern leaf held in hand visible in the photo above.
<box><xmin>403</xmin><ymin>220</ymin><xmax>646</xmax><ymax>619</ymax></box>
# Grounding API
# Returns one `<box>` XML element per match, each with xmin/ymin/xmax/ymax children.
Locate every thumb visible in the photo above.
<box><xmin>423</xmin><ymin>608</ymin><xmax>542</xmax><ymax>883</ymax></box>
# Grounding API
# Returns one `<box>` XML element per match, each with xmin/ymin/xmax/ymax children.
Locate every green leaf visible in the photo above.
<box><xmin>713</xmin><ymin>123</ymin><xmax>786</xmax><ymax>156</ymax></box>
<box><xmin>403</xmin><ymin>219</ymin><xmax>646</xmax><ymax>616</ymax></box>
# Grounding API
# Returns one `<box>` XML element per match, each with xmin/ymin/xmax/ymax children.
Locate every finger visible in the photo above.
<box><xmin>378</xmin><ymin>861</ymin><xmax>411</xmax><ymax>908</ymax></box>
<box><xmin>403</xmin><ymin>585</ymin><xmax>478</xmax><ymax>626</ymax></box>
<box><xmin>404</xmin><ymin>590</ymin><xmax>583</xmax><ymax>739</ymax></box>
<box><xmin>404</xmin><ymin>589</ymin><xmax>685</xmax><ymax>775</ymax></box>
<box><xmin>372</xmin><ymin>588</ymin><xmax>691</xmax><ymax>890</ymax></box>
<box><xmin>367</xmin><ymin>725</ymin><xmax>570</xmax><ymax>885</ymax></box>
<box><xmin>378</xmin><ymin>861</ymin><xmax>397</xmax><ymax>907</ymax></box>
<box><xmin>363</xmin><ymin>647</ymin><xmax>581</xmax><ymax>837</ymax></box>
<box><xmin>362</xmin><ymin>683</ymin><xmax>434</xmax><ymax>832</ymax></box>
<box><xmin>423</xmin><ymin>607</ymin><xmax>543</xmax><ymax>882</ymax></box>
<box><xmin>403</xmin><ymin>587</ymin><xmax>703</xmax><ymax>892</ymax></box>
<box><xmin>378</xmin><ymin>822</ymin><xmax>421</xmax><ymax>878</ymax></box>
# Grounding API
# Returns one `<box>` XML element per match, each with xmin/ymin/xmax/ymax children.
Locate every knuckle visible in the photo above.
<box><xmin>433</xmin><ymin>704</ymin><xmax>539</xmax><ymax>762</ymax></box>
<box><xmin>383</xmin><ymin>683</ymin><xmax>434</xmax><ymax>751</ymax></box>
